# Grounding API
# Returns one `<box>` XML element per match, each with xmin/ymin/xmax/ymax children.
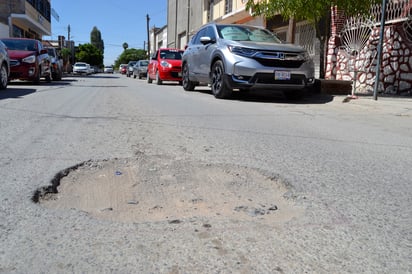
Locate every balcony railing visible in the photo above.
<box><xmin>370</xmin><ymin>0</ymin><xmax>411</xmax><ymax>24</ymax></box>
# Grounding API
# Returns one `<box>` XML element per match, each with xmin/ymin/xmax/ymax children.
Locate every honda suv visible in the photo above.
<box><xmin>182</xmin><ymin>23</ymin><xmax>315</xmax><ymax>99</ymax></box>
<box><xmin>0</xmin><ymin>38</ymin><xmax>51</xmax><ymax>84</ymax></box>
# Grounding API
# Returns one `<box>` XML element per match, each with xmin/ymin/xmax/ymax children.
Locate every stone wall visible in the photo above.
<box><xmin>326</xmin><ymin>21</ymin><xmax>412</xmax><ymax>96</ymax></box>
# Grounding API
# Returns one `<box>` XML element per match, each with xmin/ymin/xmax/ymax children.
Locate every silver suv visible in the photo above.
<box><xmin>182</xmin><ymin>23</ymin><xmax>315</xmax><ymax>99</ymax></box>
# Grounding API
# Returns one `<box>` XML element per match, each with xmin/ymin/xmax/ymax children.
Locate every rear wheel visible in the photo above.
<box><xmin>147</xmin><ymin>73</ymin><xmax>152</xmax><ymax>83</ymax></box>
<box><xmin>182</xmin><ymin>63</ymin><xmax>196</xmax><ymax>91</ymax></box>
<box><xmin>0</xmin><ymin>63</ymin><xmax>8</xmax><ymax>90</ymax></box>
<box><xmin>211</xmin><ymin>60</ymin><xmax>232</xmax><ymax>99</ymax></box>
<box><xmin>155</xmin><ymin>71</ymin><xmax>162</xmax><ymax>85</ymax></box>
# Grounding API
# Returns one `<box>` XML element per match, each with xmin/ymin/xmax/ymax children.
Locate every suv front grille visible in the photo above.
<box><xmin>251</xmin><ymin>73</ymin><xmax>306</xmax><ymax>85</ymax></box>
<box><xmin>254</xmin><ymin>58</ymin><xmax>304</xmax><ymax>68</ymax></box>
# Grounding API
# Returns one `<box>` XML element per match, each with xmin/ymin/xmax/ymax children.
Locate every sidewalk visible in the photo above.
<box><xmin>330</xmin><ymin>94</ymin><xmax>412</xmax><ymax>116</ymax></box>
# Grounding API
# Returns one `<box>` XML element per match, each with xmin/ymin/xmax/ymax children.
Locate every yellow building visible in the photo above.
<box><xmin>0</xmin><ymin>0</ymin><xmax>51</xmax><ymax>39</ymax></box>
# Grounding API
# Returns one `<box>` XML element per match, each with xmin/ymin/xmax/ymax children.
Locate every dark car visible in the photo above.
<box><xmin>0</xmin><ymin>38</ymin><xmax>51</xmax><ymax>84</ymax></box>
<box><xmin>147</xmin><ymin>48</ymin><xmax>184</xmax><ymax>85</ymax></box>
<box><xmin>182</xmin><ymin>23</ymin><xmax>315</xmax><ymax>99</ymax></box>
<box><xmin>132</xmin><ymin>60</ymin><xmax>149</xmax><ymax>79</ymax></box>
<box><xmin>0</xmin><ymin>40</ymin><xmax>10</xmax><ymax>90</ymax></box>
<box><xmin>126</xmin><ymin>60</ymin><xmax>137</xmax><ymax>77</ymax></box>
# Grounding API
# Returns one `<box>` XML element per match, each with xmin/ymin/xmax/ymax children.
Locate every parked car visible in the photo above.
<box><xmin>88</xmin><ymin>65</ymin><xmax>95</xmax><ymax>74</ymax></box>
<box><xmin>182</xmin><ymin>23</ymin><xmax>315</xmax><ymax>99</ymax></box>
<box><xmin>45</xmin><ymin>47</ymin><xmax>63</xmax><ymax>80</ymax></box>
<box><xmin>132</xmin><ymin>60</ymin><xmax>149</xmax><ymax>79</ymax></box>
<box><xmin>104</xmin><ymin>65</ymin><xmax>113</xmax><ymax>73</ymax></box>
<box><xmin>147</xmin><ymin>48</ymin><xmax>184</xmax><ymax>85</ymax></box>
<box><xmin>0</xmin><ymin>40</ymin><xmax>10</xmax><ymax>90</ymax></box>
<box><xmin>73</xmin><ymin>62</ymin><xmax>91</xmax><ymax>75</ymax></box>
<box><xmin>119</xmin><ymin>64</ymin><xmax>127</xmax><ymax>74</ymax></box>
<box><xmin>0</xmin><ymin>37</ymin><xmax>51</xmax><ymax>84</ymax></box>
<box><xmin>126</xmin><ymin>61</ymin><xmax>137</xmax><ymax>77</ymax></box>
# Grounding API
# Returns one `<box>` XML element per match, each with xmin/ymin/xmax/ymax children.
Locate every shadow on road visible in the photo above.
<box><xmin>192</xmin><ymin>87</ymin><xmax>334</xmax><ymax>104</ymax></box>
<box><xmin>0</xmin><ymin>86</ymin><xmax>37</xmax><ymax>100</ymax></box>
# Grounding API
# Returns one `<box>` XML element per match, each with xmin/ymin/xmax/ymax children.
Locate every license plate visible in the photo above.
<box><xmin>275</xmin><ymin>71</ymin><xmax>291</xmax><ymax>80</ymax></box>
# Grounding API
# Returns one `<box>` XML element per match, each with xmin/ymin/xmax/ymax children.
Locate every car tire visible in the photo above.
<box><xmin>155</xmin><ymin>71</ymin><xmax>162</xmax><ymax>85</ymax></box>
<box><xmin>211</xmin><ymin>60</ymin><xmax>232</xmax><ymax>99</ymax></box>
<box><xmin>0</xmin><ymin>63</ymin><xmax>8</xmax><ymax>90</ymax></box>
<box><xmin>138</xmin><ymin>74</ymin><xmax>142</xmax><ymax>79</ymax></box>
<box><xmin>33</xmin><ymin>67</ymin><xmax>41</xmax><ymax>84</ymax></box>
<box><xmin>133</xmin><ymin>74</ymin><xmax>137</xmax><ymax>79</ymax></box>
<box><xmin>182</xmin><ymin>63</ymin><xmax>196</xmax><ymax>91</ymax></box>
<box><xmin>147</xmin><ymin>74</ymin><xmax>152</xmax><ymax>84</ymax></box>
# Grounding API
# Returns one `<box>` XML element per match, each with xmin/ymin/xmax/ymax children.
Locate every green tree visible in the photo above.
<box><xmin>114</xmin><ymin>48</ymin><xmax>147</xmax><ymax>68</ymax></box>
<box><xmin>90</xmin><ymin>26</ymin><xmax>104</xmax><ymax>54</ymax></box>
<box><xmin>60</xmin><ymin>47</ymin><xmax>72</xmax><ymax>72</ymax></box>
<box><xmin>75</xmin><ymin>43</ymin><xmax>103</xmax><ymax>66</ymax></box>
<box><xmin>246</xmin><ymin>0</ymin><xmax>380</xmax><ymax>78</ymax></box>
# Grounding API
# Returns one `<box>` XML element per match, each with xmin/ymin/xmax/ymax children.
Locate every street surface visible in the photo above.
<box><xmin>0</xmin><ymin>74</ymin><xmax>411</xmax><ymax>273</ymax></box>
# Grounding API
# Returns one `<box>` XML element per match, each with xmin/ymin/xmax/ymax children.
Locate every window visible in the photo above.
<box><xmin>225</xmin><ymin>0</ymin><xmax>232</xmax><ymax>14</ymax></box>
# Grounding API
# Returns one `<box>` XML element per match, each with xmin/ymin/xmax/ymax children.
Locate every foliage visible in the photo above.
<box><xmin>90</xmin><ymin>26</ymin><xmax>104</xmax><ymax>54</ymax></box>
<box><xmin>75</xmin><ymin>43</ymin><xmax>103</xmax><ymax>66</ymax></box>
<box><xmin>114</xmin><ymin>48</ymin><xmax>147</xmax><ymax>69</ymax></box>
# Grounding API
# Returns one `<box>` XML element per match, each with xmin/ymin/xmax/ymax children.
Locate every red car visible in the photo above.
<box><xmin>119</xmin><ymin>64</ymin><xmax>127</xmax><ymax>74</ymax></box>
<box><xmin>147</xmin><ymin>48</ymin><xmax>184</xmax><ymax>85</ymax></box>
<box><xmin>0</xmin><ymin>38</ymin><xmax>51</xmax><ymax>83</ymax></box>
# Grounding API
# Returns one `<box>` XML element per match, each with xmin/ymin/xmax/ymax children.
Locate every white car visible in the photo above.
<box><xmin>104</xmin><ymin>65</ymin><xmax>113</xmax><ymax>73</ymax></box>
<box><xmin>73</xmin><ymin>62</ymin><xmax>90</xmax><ymax>75</ymax></box>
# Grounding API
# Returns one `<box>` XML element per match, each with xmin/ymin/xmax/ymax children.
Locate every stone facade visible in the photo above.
<box><xmin>326</xmin><ymin>8</ymin><xmax>412</xmax><ymax>95</ymax></box>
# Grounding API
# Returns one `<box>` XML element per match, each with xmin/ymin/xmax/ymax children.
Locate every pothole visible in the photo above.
<box><xmin>34</xmin><ymin>154</ymin><xmax>303</xmax><ymax>224</ymax></box>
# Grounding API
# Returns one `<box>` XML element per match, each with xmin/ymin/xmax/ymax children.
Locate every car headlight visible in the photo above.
<box><xmin>22</xmin><ymin>55</ymin><xmax>36</xmax><ymax>63</ymax></box>
<box><xmin>285</xmin><ymin>52</ymin><xmax>311</xmax><ymax>61</ymax></box>
<box><xmin>160</xmin><ymin>60</ymin><xmax>172</xmax><ymax>68</ymax></box>
<box><xmin>228</xmin><ymin>46</ymin><xmax>257</xmax><ymax>58</ymax></box>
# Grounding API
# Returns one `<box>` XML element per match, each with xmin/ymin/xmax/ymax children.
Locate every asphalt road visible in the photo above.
<box><xmin>0</xmin><ymin>74</ymin><xmax>411</xmax><ymax>273</ymax></box>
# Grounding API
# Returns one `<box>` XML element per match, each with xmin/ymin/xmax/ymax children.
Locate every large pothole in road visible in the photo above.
<box><xmin>35</xmin><ymin>154</ymin><xmax>303</xmax><ymax>224</ymax></box>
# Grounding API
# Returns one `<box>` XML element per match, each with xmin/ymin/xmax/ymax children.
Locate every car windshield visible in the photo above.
<box><xmin>160</xmin><ymin>50</ymin><xmax>183</xmax><ymax>60</ymax></box>
<box><xmin>216</xmin><ymin>25</ymin><xmax>282</xmax><ymax>43</ymax></box>
<box><xmin>75</xmin><ymin>63</ymin><xmax>86</xmax><ymax>67</ymax></box>
<box><xmin>1</xmin><ymin>39</ymin><xmax>37</xmax><ymax>51</ymax></box>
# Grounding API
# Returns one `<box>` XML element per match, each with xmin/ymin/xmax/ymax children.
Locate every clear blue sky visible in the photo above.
<box><xmin>44</xmin><ymin>0</ymin><xmax>167</xmax><ymax>65</ymax></box>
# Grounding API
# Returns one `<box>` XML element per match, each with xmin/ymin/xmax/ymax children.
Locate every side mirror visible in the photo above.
<box><xmin>200</xmin><ymin>36</ymin><xmax>213</xmax><ymax>45</ymax></box>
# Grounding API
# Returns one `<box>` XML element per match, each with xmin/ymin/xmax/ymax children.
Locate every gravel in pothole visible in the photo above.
<box><xmin>35</xmin><ymin>154</ymin><xmax>303</xmax><ymax>224</ymax></box>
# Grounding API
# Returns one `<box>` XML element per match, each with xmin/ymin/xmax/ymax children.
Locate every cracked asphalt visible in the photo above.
<box><xmin>0</xmin><ymin>75</ymin><xmax>411</xmax><ymax>273</ymax></box>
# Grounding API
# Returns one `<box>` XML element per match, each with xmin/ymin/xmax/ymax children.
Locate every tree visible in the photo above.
<box><xmin>60</xmin><ymin>47</ymin><xmax>72</xmax><ymax>72</ymax></box>
<box><xmin>114</xmin><ymin>48</ymin><xmax>147</xmax><ymax>69</ymax></box>
<box><xmin>90</xmin><ymin>26</ymin><xmax>104</xmax><ymax>54</ymax></box>
<box><xmin>75</xmin><ymin>43</ymin><xmax>103</xmax><ymax>66</ymax></box>
<box><xmin>246</xmin><ymin>0</ymin><xmax>380</xmax><ymax>78</ymax></box>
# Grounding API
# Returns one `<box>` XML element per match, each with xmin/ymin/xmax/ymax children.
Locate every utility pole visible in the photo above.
<box><xmin>146</xmin><ymin>14</ymin><xmax>150</xmax><ymax>58</ymax></box>
<box><xmin>373</xmin><ymin>0</ymin><xmax>388</xmax><ymax>101</ymax></box>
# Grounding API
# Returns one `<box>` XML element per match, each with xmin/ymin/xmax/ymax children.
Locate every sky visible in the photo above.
<box><xmin>44</xmin><ymin>0</ymin><xmax>167</xmax><ymax>66</ymax></box>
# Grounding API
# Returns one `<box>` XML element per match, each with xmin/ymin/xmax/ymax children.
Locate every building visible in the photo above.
<box><xmin>0</xmin><ymin>0</ymin><xmax>51</xmax><ymax>39</ymax></box>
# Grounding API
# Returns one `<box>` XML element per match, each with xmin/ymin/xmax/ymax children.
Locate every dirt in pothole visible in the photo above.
<box><xmin>38</xmin><ymin>154</ymin><xmax>303</xmax><ymax>224</ymax></box>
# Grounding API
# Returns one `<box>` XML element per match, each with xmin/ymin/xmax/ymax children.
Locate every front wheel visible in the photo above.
<box><xmin>211</xmin><ymin>60</ymin><xmax>232</xmax><ymax>99</ymax></box>
<box><xmin>155</xmin><ymin>71</ymin><xmax>162</xmax><ymax>85</ymax></box>
<box><xmin>182</xmin><ymin>63</ymin><xmax>196</xmax><ymax>91</ymax></box>
<box><xmin>0</xmin><ymin>63</ymin><xmax>8</xmax><ymax>90</ymax></box>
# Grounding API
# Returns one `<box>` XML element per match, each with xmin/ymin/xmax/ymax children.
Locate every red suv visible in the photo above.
<box><xmin>0</xmin><ymin>38</ymin><xmax>51</xmax><ymax>83</ymax></box>
<box><xmin>147</xmin><ymin>48</ymin><xmax>184</xmax><ymax>85</ymax></box>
